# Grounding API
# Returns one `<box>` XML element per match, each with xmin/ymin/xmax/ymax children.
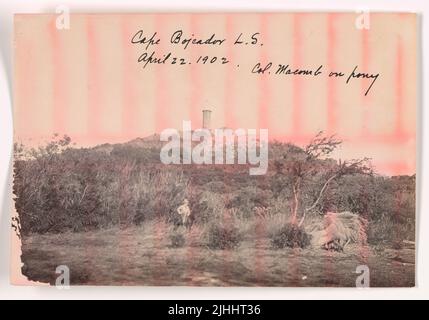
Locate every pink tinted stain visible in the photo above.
<box><xmin>49</xmin><ymin>17</ymin><xmax>67</xmax><ymax>135</ymax></box>
<box><xmin>14</xmin><ymin>27</ymin><xmax>34</xmax><ymax>136</ymax></box>
<box><xmin>86</xmin><ymin>16</ymin><xmax>102</xmax><ymax>139</ymax></box>
<box><xmin>189</xmin><ymin>15</ymin><xmax>202</xmax><ymax>127</ymax></box>
<box><xmin>361</xmin><ymin>26</ymin><xmax>370</xmax><ymax>136</ymax></box>
<box><xmin>155</xmin><ymin>15</ymin><xmax>170</xmax><ymax>134</ymax></box>
<box><xmin>394</xmin><ymin>37</ymin><xmax>404</xmax><ymax>137</ymax></box>
<box><xmin>376</xmin><ymin>161</ymin><xmax>411</xmax><ymax>176</ymax></box>
<box><xmin>258</xmin><ymin>14</ymin><xmax>270</xmax><ymax>130</ymax></box>
<box><xmin>121</xmin><ymin>17</ymin><xmax>139</xmax><ymax>139</ymax></box>
<box><xmin>326</xmin><ymin>13</ymin><xmax>338</xmax><ymax>135</ymax></box>
<box><xmin>224</xmin><ymin>14</ymin><xmax>236</xmax><ymax>129</ymax></box>
<box><xmin>291</xmin><ymin>13</ymin><xmax>303</xmax><ymax>136</ymax></box>
<box><xmin>371</xmin><ymin>36</ymin><xmax>411</xmax><ymax>177</ymax></box>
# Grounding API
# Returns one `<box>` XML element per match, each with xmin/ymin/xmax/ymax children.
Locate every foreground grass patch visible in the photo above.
<box><xmin>20</xmin><ymin>223</ymin><xmax>415</xmax><ymax>287</ymax></box>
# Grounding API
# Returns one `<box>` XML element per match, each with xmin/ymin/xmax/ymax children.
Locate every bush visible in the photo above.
<box><xmin>270</xmin><ymin>223</ymin><xmax>311</xmax><ymax>249</ymax></box>
<box><xmin>13</xmin><ymin>143</ymin><xmax>190</xmax><ymax>234</ymax></box>
<box><xmin>205</xmin><ymin>221</ymin><xmax>242</xmax><ymax>250</ymax></box>
<box><xmin>228</xmin><ymin>186</ymin><xmax>273</xmax><ymax>217</ymax></box>
<box><xmin>192</xmin><ymin>191</ymin><xmax>225</xmax><ymax>224</ymax></box>
<box><xmin>169</xmin><ymin>230</ymin><xmax>186</xmax><ymax>248</ymax></box>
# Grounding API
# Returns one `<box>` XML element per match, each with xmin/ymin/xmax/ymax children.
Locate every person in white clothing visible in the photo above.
<box><xmin>177</xmin><ymin>199</ymin><xmax>191</xmax><ymax>226</ymax></box>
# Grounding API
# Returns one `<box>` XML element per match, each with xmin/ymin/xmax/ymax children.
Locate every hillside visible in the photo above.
<box><xmin>13</xmin><ymin>134</ymin><xmax>415</xmax><ymax>245</ymax></box>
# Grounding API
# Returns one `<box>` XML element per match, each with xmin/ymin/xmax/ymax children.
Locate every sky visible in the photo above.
<box><xmin>14</xmin><ymin>13</ymin><xmax>417</xmax><ymax>176</ymax></box>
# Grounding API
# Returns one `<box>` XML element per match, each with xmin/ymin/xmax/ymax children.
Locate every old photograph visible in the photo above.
<box><xmin>12</xmin><ymin>13</ymin><xmax>417</xmax><ymax>287</ymax></box>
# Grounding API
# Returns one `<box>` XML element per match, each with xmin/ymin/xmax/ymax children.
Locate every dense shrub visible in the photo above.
<box><xmin>13</xmin><ymin>140</ymin><xmax>190</xmax><ymax>234</ymax></box>
<box><xmin>204</xmin><ymin>221</ymin><xmax>242</xmax><ymax>250</ymax></box>
<box><xmin>228</xmin><ymin>186</ymin><xmax>273</xmax><ymax>217</ymax></box>
<box><xmin>169</xmin><ymin>230</ymin><xmax>186</xmax><ymax>248</ymax></box>
<box><xmin>192</xmin><ymin>191</ymin><xmax>225</xmax><ymax>224</ymax></box>
<box><xmin>270</xmin><ymin>223</ymin><xmax>311</xmax><ymax>249</ymax></box>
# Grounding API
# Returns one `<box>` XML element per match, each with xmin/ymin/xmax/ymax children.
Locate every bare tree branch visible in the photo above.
<box><xmin>305</xmin><ymin>131</ymin><xmax>342</xmax><ymax>159</ymax></box>
<box><xmin>279</xmin><ymin>131</ymin><xmax>373</xmax><ymax>227</ymax></box>
<box><xmin>299</xmin><ymin>173</ymin><xmax>338</xmax><ymax>226</ymax></box>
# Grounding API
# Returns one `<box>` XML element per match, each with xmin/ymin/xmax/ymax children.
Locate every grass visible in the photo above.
<box><xmin>20</xmin><ymin>219</ymin><xmax>415</xmax><ymax>287</ymax></box>
<box><xmin>270</xmin><ymin>223</ymin><xmax>311</xmax><ymax>249</ymax></box>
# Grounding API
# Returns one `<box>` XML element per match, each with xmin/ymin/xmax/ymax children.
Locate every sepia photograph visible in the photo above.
<box><xmin>11</xmin><ymin>12</ymin><xmax>417</xmax><ymax>288</ymax></box>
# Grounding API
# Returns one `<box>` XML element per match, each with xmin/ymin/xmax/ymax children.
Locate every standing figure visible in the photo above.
<box><xmin>177</xmin><ymin>199</ymin><xmax>191</xmax><ymax>227</ymax></box>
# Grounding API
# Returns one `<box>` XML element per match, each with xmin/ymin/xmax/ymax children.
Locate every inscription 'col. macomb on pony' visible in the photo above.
<box><xmin>160</xmin><ymin>120</ymin><xmax>268</xmax><ymax>176</ymax></box>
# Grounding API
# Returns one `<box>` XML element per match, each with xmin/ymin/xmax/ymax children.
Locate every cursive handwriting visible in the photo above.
<box><xmin>170</xmin><ymin>30</ymin><xmax>226</xmax><ymax>50</ymax></box>
<box><xmin>131</xmin><ymin>30</ymin><xmax>160</xmax><ymax>51</ymax></box>
<box><xmin>130</xmin><ymin>29</ymin><xmax>381</xmax><ymax>96</ymax></box>
<box><xmin>346</xmin><ymin>65</ymin><xmax>379</xmax><ymax>96</ymax></box>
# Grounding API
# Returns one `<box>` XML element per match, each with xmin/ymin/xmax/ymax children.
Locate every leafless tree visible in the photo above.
<box><xmin>279</xmin><ymin>131</ymin><xmax>372</xmax><ymax>226</ymax></box>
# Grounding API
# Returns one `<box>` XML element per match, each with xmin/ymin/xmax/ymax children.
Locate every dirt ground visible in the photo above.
<box><xmin>20</xmin><ymin>223</ymin><xmax>415</xmax><ymax>287</ymax></box>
